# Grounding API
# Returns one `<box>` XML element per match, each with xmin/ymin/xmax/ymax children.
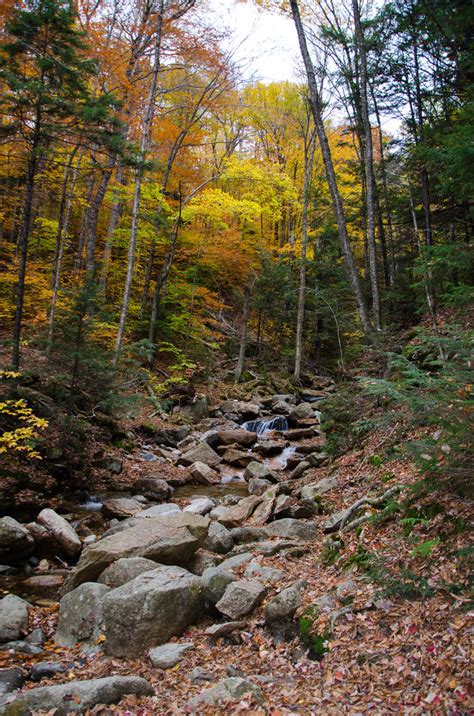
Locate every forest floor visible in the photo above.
<box><xmin>2</xmin><ymin>411</ymin><xmax>472</xmax><ymax>715</ymax></box>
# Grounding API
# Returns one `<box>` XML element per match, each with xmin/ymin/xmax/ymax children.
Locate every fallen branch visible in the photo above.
<box><xmin>339</xmin><ymin>484</ymin><xmax>403</xmax><ymax>532</ymax></box>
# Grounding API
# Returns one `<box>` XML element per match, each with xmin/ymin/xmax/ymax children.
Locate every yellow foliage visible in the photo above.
<box><xmin>0</xmin><ymin>399</ymin><xmax>48</xmax><ymax>459</ymax></box>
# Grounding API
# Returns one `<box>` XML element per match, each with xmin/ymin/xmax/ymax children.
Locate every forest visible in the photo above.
<box><xmin>0</xmin><ymin>0</ymin><xmax>472</xmax><ymax>713</ymax></box>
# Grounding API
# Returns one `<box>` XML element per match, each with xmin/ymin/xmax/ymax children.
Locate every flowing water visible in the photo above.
<box><xmin>242</xmin><ymin>416</ymin><xmax>289</xmax><ymax>434</ymax></box>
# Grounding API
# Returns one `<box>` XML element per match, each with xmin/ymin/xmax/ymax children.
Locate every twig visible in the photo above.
<box><xmin>339</xmin><ymin>484</ymin><xmax>403</xmax><ymax>532</ymax></box>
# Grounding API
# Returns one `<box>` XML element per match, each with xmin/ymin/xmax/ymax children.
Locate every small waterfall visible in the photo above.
<box><xmin>242</xmin><ymin>416</ymin><xmax>288</xmax><ymax>435</ymax></box>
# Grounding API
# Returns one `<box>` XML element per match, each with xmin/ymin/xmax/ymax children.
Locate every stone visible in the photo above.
<box><xmin>289</xmin><ymin>460</ymin><xmax>310</xmax><ymax>479</ymax></box>
<box><xmin>323</xmin><ymin>509</ymin><xmax>350</xmax><ymax>533</ymax></box>
<box><xmin>30</xmin><ymin>662</ymin><xmax>67</xmax><ymax>682</ymax></box>
<box><xmin>0</xmin><ymin>668</ymin><xmax>24</xmax><ymax>696</ymax></box>
<box><xmin>223</xmin><ymin>496</ymin><xmax>263</xmax><ymax>525</ymax></box>
<box><xmin>272</xmin><ymin>494</ymin><xmax>296</xmax><ymax>517</ymax></box>
<box><xmin>107</xmin><ymin>457</ymin><xmax>123</xmax><ymax>474</ymax></box>
<box><xmin>201</xmin><ymin>567</ymin><xmax>236</xmax><ymax>603</ymax></box>
<box><xmin>230</xmin><ymin>526</ymin><xmax>267</xmax><ymax>544</ymax></box>
<box><xmin>215</xmin><ymin>429</ymin><xmax>257</xmax><ymax>447</ymax></box>
<box><xmin>253</xmin><ymin>440</ymin><xmax>285</xmax><ymax>456</ymax></box>
<box><xmin>220</xmin><ymin>448</ymin><xmax>254</xmax><ymax>467</ymax></box>
<box><xmin>218</xmin><ymin>552</ymin><xmax>254</xmax><ymax>571</ymax></box>
<box><xmin>209</xmin><ymin>505</ymin><xmax>236</xmax><ymax>526</ymax></box>
<box><xmin>62</xmin><ymin>513</ymin><xmax>209</xmax><ymax>592</ymax></box>
<box><xmin>102</xmin><ymin>565</ymin><xmax>203</xmax><ymax>657</ymax></box>
<box><xmin>187</xmin><ymin>549</ymin><xmax>223</xmax><ymax>575</ymax></box>
<box><xmin>244</xmin><ymin>560</ymin><xmax>284</xmax><ymax>584</ymax></box>
<box><xmin>25</xmin><ymin>627</ymin><xmax>45</xmax><ymax>645</ymax></box>
<box><xmin>23</xmin><ymin>574</ymin><xmax>64</xmax><ymax>590</ymax></box>
<box><xmin>155</xmin><ymin>426</ymin><xmax>190</xmax><ymax>448</ymax></box>
<box><xmin>1</xmin><ymin>641</ymin><xmax>42</xmax><ymax>655</ymax></box>
<box><xmin>55</xmin><ymin>583</ymin><xmax>110</xmax><ymax>647</ymax></box>
<box><xmin>300</xmin><ymin>477</ymin><xmax>338</xmax><ymax>501</ymax></box>
<box><xmin>134</xmin><ymin>503</ymin><xmax>181</xmax><ymax>518</ymax></box>
<box><xmin>248</xmin><ymin>477</ymin><xmax>272</xmax><ymax>496</ymax></box>
<box><xmin>179</xmin><ymin>395</ymin><xmax>209</xmax><ymax>422</ymax></box>
<box><xmin>37</xmin><ymin>509</ymin><xmax>81</xmax><ymax>558</ymax></box>
<box><xmin>189</xmin><ymin>461</ymin><xmax>220</xmax><ymax>485</ymax></box>
<box><xmin>205</xmin><ymin>621</ymin><xmax>246</xmax><ymax>638</ymax></box>
<box><xmin>0</xmin><ymin>595</ymin><xmax>29</xmax><ymax>643</ymax></box>
<box><xmin>190</xmin><ymin>667</ymin><xmax>214</xmax><ymax>682</ymax></box>
<box><xmin>289</xmin><ymin>402</ymin><xmax>315</xmax><ymax>422</ymax></box>
<box><xmin>184</xmin><ymin>498</ymin><xmax>215</xmax><ymax>515</ymax></box>
<box><xmin>239</xmin><ymin>540</ymin><xmax>301</xmax><ymax>557</ymax></box>
<box><xmin>148</xmin><ymin>642</ymin><xmax>194</xmax><ymax>668</ymax></box>
<box><xmin>336</xmin><ymin>578</ymin><xmax>357</xmax><ymax>604</ymax></box>
<box><xmin>1</xmin><ymin>676</ymin><xmax>153</xmax><ymax>715</ymax></box>
<box><xmin>219</xmin><ymin>401</ymin><xmax>261</xmax><ymax>420</ymax></box>
<box><xmin>287</xmin><ymin>501</ymin><xmax>319</xmax><ymax>519</ymax></box>
<box><xmin>244</xmin><ymin>461</ymin><xmax>278</xmax><ymax>483</ymax></box>
<box><xmin>97</xmin><ymin>557</ymin><xmax>158</xmax><ymax>588</ymax></box>
<box><xmin>282</xmin><ymin>428</ymin><xmax>315</xmax><ymax>440</ymax></box>
<box><xmin>101</xmin><ymin>498</ymin><xmax>144</xmax><ymax>519</ymax></box>
<box><xmin>216</xmin><ymin>579</ymin><xmax>266</xmax><ymax>619</ymax></box>
<box><xmin>131</xmin><ymin>477</ymin><xmax>173</xmax><ymax>501</ymax></box>
<box><xmin>272</xmin><ymin>400</ymin><xmax>292</xmax><ymax>415</ymax></box>
<box><xmin>264</xmin><ymin>581</ymin><xmax>305</xmax><ymax>623</ymax></box>
<box><xmin>249</xmin><ymin>496</ymin><xmax>275</xmax><ymax>526</ymax></box>
<box><xmin>264</xmin><ymin>518</ymin><xmax>318</xmax><ymax>541</ymax></box>
<box><xmin>203</xmin><ymin>522</ymin><xmax>234</xmax><ymax>554</ymax></box>
<box><xmin>178</xmin><ymin>441</ymin><xmax>221</xmax><ymax>468</ymax></box>
<box><xmin>0</xmin><ymin>517</ymin><xmax>35</xmax><ymax>564</ymax></box>
<box><xmin>188</xmin><ymin>678</ymin><xmax>263</xmax><ymax>710</ymax></box>
<box><xmin>272</xmin><ymin>394</ymin><xmax>297</xmax><ymax>405</ymax></box>
<box><xmin>307</xmin><ymin>451</ymin><xmax>329</xmax><ymax>467</ymax></box>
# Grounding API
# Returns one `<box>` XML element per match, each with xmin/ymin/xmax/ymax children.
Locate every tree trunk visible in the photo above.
<box><xmin>289</xmin><ymin>0</ymin><xmax>373</xmax><ymax>336</ymax></box>
<box><xmin>99</xmin><ymin>163</ymin><xmax>124</xmax><ymax>288</ymax></box>
<box><xmin>234</xmin><ymin>284</ymin><xmax>251</xmax><ymax>383</ymax></box>
<box><xmin>84</xmin><ymin>153</ymin><xmax>115</xmax><ymax>278</ymax></box>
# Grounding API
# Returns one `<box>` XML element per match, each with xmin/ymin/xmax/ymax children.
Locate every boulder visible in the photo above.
<box><xmin>244</xmin><ymin>461</ymin><xmax>278</xmax><ymax>483</ymax></box>
<box><xmin>205</xmin><ymin>621</ymin><xmax>246</xmax><ymax>638</ymax></box>
<box><xmin>323</xmin><ymin>509</ymin><xmax>350</xmax><ymax>533</ymax></box>
<box><xmin>208</xmin><ymin>505</ymin><xmax>236</xmax><ymax>526</ymax></box>
<box><xmin>272</xmin><ymin>400</ymin><xmax>292</xmax><ymax>415</ymax></box>
<box><xmin>0</xmin><ymin>676</ymin><xmax>153</xmax><ymax>715</ymax></box>
<box><xmin>219</xmin><ymin>401</ymin><xmax>260</xmax><ymax>420</ymax></box>
<box><xmin>148</xmin><ymin>642</ymin><xmax>194</xmax><ymax>668</ymax></box>
<box><xmin>184</xmin><ymin>498</ymin><xmax>215</xmax><ymax>515</ymax></box>
<box><xmin>30</xmin><ymin>662</ymin><xmax>67</xmax><ymax>682</ymax></box>
<box><xmin>55</xmin><ymin>583</ymin><xmax>110</xmax><ymax>647</ymax></box>
<box><xmin>101</xmin><ymin>498</ymin><xmax>144</xmax><ymax>519</ymax></box>
<box><xmin>134</xmin><ymin>504</ymin><xmax>181</xmax><ymax>518</ymax></box>
<box><xmin>289</xmin><ymin>460</ymin><xmax>310</xmax><ymax>479</ymax></box>
<box><xmin>2</xmin><ymin>641</ymin><xmax>42</xmax><ymax>655</ymax></box>
<box><xmin>215</xmin><ymin>430</ymin><xmax>257</xmax><ymax>447</ymax></box>
<box><xmin>62</xmin><ymin>513</ymin><xmax>209</xmax><ymax>592</ymax></box>
<box><xmin>0</xmin><ymin>517</ymin><xmax>35</xmax><ymax>564</ymax></box>
<box><xmin>289</xmin><ymin>402</ymin><xmax>315</xmax><ymax>422</ymax></box>
<box><xmin>253</xmin><ymin>440</ymin><xmax>285</xmax><ymax>456</ymax></box>
<box><xmin>307</xmin><ymin>451</ymin><xmax>329</xmax><ymax>467</ymax></box>
<box><xmin>37</xmin><ymin>509</ymin><xmax>81</xmax><ymax>558</ymax></box>
<box><xmin>223</xmin><ymin>496</ymin><xmax>262</xmax><ymax>525</ymax></box>
<box><xmin>178</xmin><ymin>441</ymin><xmax>221</xmax><ymax>468</ymax></box>
<box><xmin>25</xmin><ymin>522</ymin><xmax>58</xmax><ymax>557</ymax></box>
<box><xmin>249</xmin><ymin>496</ymin><xmax>275</xmax><ymax>526</ymax></box>
<box><xmin>220</xmin><ymin>448</ymin><xmax>254</xmax><ymax>467</ymax></box>
<box><xmin>203</xmin><ymin>522</ymin><xmax>234</xmax><ymax>554</ymax></box>
<box><xmin>0</xmin><ymin>668</ymin><xmax>24</xmax><ymax>696</ymax></box>
<box><xmin>97</xmin><ymin>557</ymin><xmax>158</xmax><ymax>588</ymax></box>
<box><xmin>282</xmin><ymin>428</ymin><xmax>316</xmax><ymax>440</ymax></box>
<box><xmin>187</xmin><ymin>549</ymin><xmax>223</xmax><ymax>576</ymax></box>
<box><xmin>179</xmin><ymin>395</ymin><xmax>209</xmax><ymax>422</ymax></box>
<box><xmin>272</xmin><ymin>494</ymin><xmax>297</xmax><ymax>518</ymax></box>
<box><xmin>218</xmin><ymin>552</ymin><xmax>254</xmax><ymax>571</ymax></box>
<box><xmin>264</xmin><ymin>581</ymin><xmax>305</xmax><ymax>623</ymax></box>
<box><xmin>216</xmin><ymin>579</ymin><xmax>266</xmax><ymax>619</ymax></box>
<box><xmin>101</xmin><ymin>565</ymin><xmax>203</xmax><ymax>657</ymax></box>
<box><xmin>0</xmin><ymin>595</ymin><xmax>29</xmax><ymax>643</ymax></box>
<box><xmin>244</xmin><ymin>560</ymin><xmax>284</xmax><ymax>584</ymax></box>
<box><xmin>131</xmin><ymin>477</ymin><xmax>173</xmax><ymax>501</ymax></box>
<box><xmin>190</xmin><ymin>461</ymin><xmax>220</xmax><ymax>485</ymax></box>
<box><xmin>201</xmin><ymin>567</ymin><xmax>236</xmax><ymax>603</ymax></box>
<box><xmin>155</xmin><ymin>426</ymin><xmax>190</xmax><ymax>448</ymax></box>
<box><xmin>248</xmin><ymin>477</ymin><xmax>272</xmax><ymax>496</ymax></box>
<box><xmin>187</xmin><ymin>677</ymin><xmax>263</xmax><ymax>710</ymax></box>
<box><xmin>230</xmin><ymin>526</ymin><xmax>267</xmax><ymax>544</ymax></box>
<box><xmin>300</xmin><ymin>476</ymin><xmax>338</xmax><ymax>501</ymax></box>
<box><xmin>264</xmin><ymin>518</ymin><xmax>317</xmax><ymax>541</ymax></box>
<box><xmin>272</xmin><ymin>394</ymin><xmax>297</xmax><ymax>405</ymax></box>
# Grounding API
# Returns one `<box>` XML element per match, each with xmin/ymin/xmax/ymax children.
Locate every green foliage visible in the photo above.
<box><xmin>411</xmin><ymin>538</ymin><xmax>441</xmax><ymax>558</ymax></box>
<box><xmin>298</xmin><ymin>607</ymin><xmax>331</xmax><ymax>660</ymax></box>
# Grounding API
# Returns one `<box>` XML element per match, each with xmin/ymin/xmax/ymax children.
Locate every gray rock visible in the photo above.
<box><xmin>37</xmin><ymin>509</ymin><xmax>81</xmax><ymax>558</ymax></box>
<box><xmin>249</xmin><ymin>495</ymin><xmax>276</xmax><ymax>526</ymax></box>
<box><xmin>148</xmin><ymin>642</ymin><xmax>194</xmax><ymax>668</ymax></box>
<box><xmin>0</xmin><ymin>595</ymin><xmax>29</xmax><ymax>643</ymax></box>
<box><xmin>184</xmin><ymin>498</ymin><xmax>215</xmax><ymax>515</ymax></box>
<box><xmin>1</xmin><ymin>676</ymin><xmax>153</xmax><ymax>715</ymax></box>
<box><xmin>223</xmin><ymin>496</ymin><xmax>263</xmax><ymax>525</ymax></box>
<box><xmin>208</xmin><ymin>505</ymin><xmax>234</xmax><ymax>524</ymax></box>
<box><xmin>190</xmin><ymin>667</ymin><xmax>213</xmax><ymax>682</ymax></box>
<box><xmin>336</xmin><ymin>578</ymin><xmax>357</xmax><ymax>604</ymax></box>
<box><xmin>220</xmin><ymin>448</ymin><xmax>254</xmax><ymax>467</ymax></box>
<box><xmin>264</xmin><ymin>581</ymin><xmax>305</xmax><ymax>623</ymax></box>
<box><xmin>230</xmin><ymin>526</ymin><xmax>267</xmax><ymax>544</ymax></box>
<box><xmin>0</xmin><ymin>517</ymin><xmax>35</xmax><ymax>564</ymax></box>
<box><xmin>264</xmin><ymin>518</ymin><xmax>317</xmax><ymax>541</ymax></box>
<box><xmin>289</xmin><ymin>460</ymin><xmax>310</xmax><ymax>479</ymax></box>
<box><xmin>216</xmin><ymin>579</ymin><xmax>266</xmax><ymax>619</ymax></box>
<box><xmin>272</xmin><ymin>400</ymin><xmax>292</xmax><ymax>415</ymax></box>
<box><xmin>131</xmin><ymin>477</ymin><xmax>173</xmax><ymax>501</ymax></box>
<box><xmin>187</xmin><ymin>549</ymin><xmax>223</xmax><ymax>575</ymax></box>
<box><xmin>300</xmin><ymin>476</ymin><xmax>338</xmax><ymax>501</ymax></box>
<box><xmin>323</xmin><ymin>508</ymin><xmax>350</xmax><ymax>533</ymax></box>
<box><xmin>289</xmin><ymin>402</ymin><xmax>315</xmax><ymax>421</ymax></box>
<box><xmin>102</xmin><ymin>565</ymin><xmax>203</xmax><ymax>657</ymax></box>
<box><xmin>30</xmin><ymin>662</ymin><xmax>67</xmax><ymax>682</ymax></box>
<box><xmin>189</xmin><ymin>461</ymin><xmax>220</xmax><ymax>485</ymax></box>
<box><xmin>62</xmin><ymin>513</ymin><xmax>209</xmax><ymax>592</ymax></box>
<box><xmin>218</xmin><ymin>552</ymin><xmax>254</xmax><ymax>571</ymax></box>
<box><xmin>155</xmin><ymin>426</ymin><xmax>190</xmax><ymax>448</ymax></box>
<box><xmin>307</xmin><ymin>451</ymin><xmax>329</xmax><ymax>467</ymax></box>
<box><xmin>0</xmin><ymin>668</ymin><xmax>24</xmax><ymax>696</ymax></box>
<box><xmin>24</xmin><ymin>627</ymin><xmax>45</xmax><ymax>645</ymax></box>
<box><xmin>179</xmin><ymin>395</ymin><xmax>209</xmax><ymax>422</ymax></box>
<box><xmin>178</xmin><ymin>441</ymin><xmax>221</xmax><ymax>468</ymax></box>
<box><xmin>272</xmin><ymin>394</ymin><xmax>297</xmax><ymax>405</ymax></box>
<box><xmin>201</xmin><ymin>567</ymin><xmax>236</xmax><ymax>603</ymax></box>
<box><xmin>97</xmin><ymin>557</ymin><xmax>158</xmax><ymax>588</ymax></box>
<box><xmin>1</xmin><ymin>641</ymin><xmax>42</xmax><ymax>655</ymax></box>
<box><xmin>205</xmin><ymin>621</ymin><xmax>246</xmax><ymax>638</ymax></box>
<box><xmin>244</xmin><ymin>461</ymin><xmax>278</xmax><ymax>483</ymax></box>
<box><xmin>244</xmin><ymin>560</ymin><xmax>284</xmax><ymax>583</ymax></box>
<box><xmin>219</xmin><ymin>401</ymin><xmax>260</xmax><ymax>419</ymax></box>
<box><xmin>248</xmin><ymin>477</ymin><xmax>272</xmax><ymax>496</ymax></box>
<box><xmin>234</xmin><ymin>539</ymin><xmax>301</xmax><ymax>557</ymax></box>
<box><xmin>215</xmin><ymin>430</ymin><xmax>257</xmax><ymax>447</ymax></box>
<box><xmin>187</xmin><ymin>677</ymin><xmax>263</xmax><ymax>710</ymax></box>
<box><xmin>101</xmin><ymin>498</ymin><xmax>144</xmax><ymax>519</ymax></box>
<box><xmin>107</xmin><ymin>457</ymin><xmax>123</xmax><ymax>474</ymax></box>
<box><xmin>55</xmin><ymin>583</ymin><xmax>110</xmax><ymax>647</ymax></box>
<box><xmin>202</xmin><ymin>522</ymin><xmax>234</xmax><ymax>554</ymax></box>
<box><xmin>134</xmin><ymin>503</ymin><xmax>181</xmax><ymax>518</ymax></box>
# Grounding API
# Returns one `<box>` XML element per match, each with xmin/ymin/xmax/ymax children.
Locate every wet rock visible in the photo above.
<box><xmin>253</xmin><ymin>440</ymin><xmax>285</xmax><ymax>456</ymax></box>
<box><xmin>0</xmin><ymin>517</ymin><xmax>35</xmax><ymax>564</ymax></box>
<box><xmin>244</xmin><ymin>461</ymin><xmax>278</xmax><ymax>483</ymax></box>
<box><xmin>102</xmin><ymin>565</ymin><xmax>203</xmax><ymax>657</ymax></box>
<box><xmin>244</xmin><ymin>560</ymin><xmax>284</xmax><ymax>584</ymax></box>
<box><xmin>97</xmin><ymin>557</ymin><xmax>158</xmax><ymax>588</ymax></box>
<box><xmin>55</xmin><ymin>583</ymin><xmax>110</xmax><ymax>647</ymax></box>
<box><xmin>205</xmin><ymin>621</ymin><xmax>246</xmax><ymax>638</ymax></box>
<box><xmin>148</xmin><ymin>642</ymin><xmax>194</xmax><ymax>668</ymax></box>
<box><xmin>264</xmin><ymin>518</ymin><xmax>317</xmax><ymax>541</ymax></box>
<box><xmin>264</xmin><ymin>581</ymin><xmax>305</xmax><ymax>623</ymax></box>
<box><xmin>203</xmin><ymin>522</ymin><xmax>234</xmax><ymax>554</ymax></box>
<box><xmin>215</xmin><ymin>430</ymin><xmax>257</xmax><ymax>447</ymax></box>
<box><xmin>216</xmin><ymin>579</ymin><xmax>266</xmax><ymax>619</ymax></box>
<box><xmin>178</xmin><ymin>441</ymin><xmax>221</xmax><ymax>468</ymax></box>
<box><xmin>131</xmin><ymin>477</ymin><xmax>173</xmax><ymax>501</ymax></box>
<box><xmin>37</xmin><ymin>509</ymin><xmax>81</xmax><ymax>558</ymax></box>
<box><xmin>30</xmin><ymin>662</ymin><xmax>67</xmax><ymax>682</ymax></box>
<box><xmin>201</xmin><ymin>567</ymin><xmax>236</xmax><ymax>603</ymax></box>
<box><xmin>300</xmin><ymin>477</ymin><xmax>338</xmax><ymax>501</ymax></box>
<box><xmin>187</xmin><ymin>677</ymin><xmax>263</xmax><ymax>710</ymax></box>
<box><xmin>189</xmin><ymin>461</ymin><xmax>220</xmax><ymax>485</ymax></box>
<box><xmin>184</xmin><ymin>498</ymin><xmax>215</xmax><ymax>515</ymax></box>
<box><xmin>62</xmin><ymin>513</ymin><xmax>209</xmax><ymax>592</ymax></box>
<box><xmin>1</xmin><ymin>676</ymin><xmax>153</xmax><ymax>715</ymax></box>
<box><xmin>101</xmin><ymin>498</ymin><xmax>144</xmax><ymax>519</ymax></box>
<box><xmin>248</xmin><ymin>477</ymin><xmax>272</xmax><ymax>496</ymax></box>
<box><xmin>0</xmin><ymin>595</ymin><xmax>29</xmax><ymax>643</ymax></box>
<box><xmin>282</xmin><ymin>428</ymin><xmax>315</xmax><ymax>441</ymax></box>
<box><xmin>0</xmin><ymin>668</ymin><xmax>24</xmax><ymax>696</ymax></box>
